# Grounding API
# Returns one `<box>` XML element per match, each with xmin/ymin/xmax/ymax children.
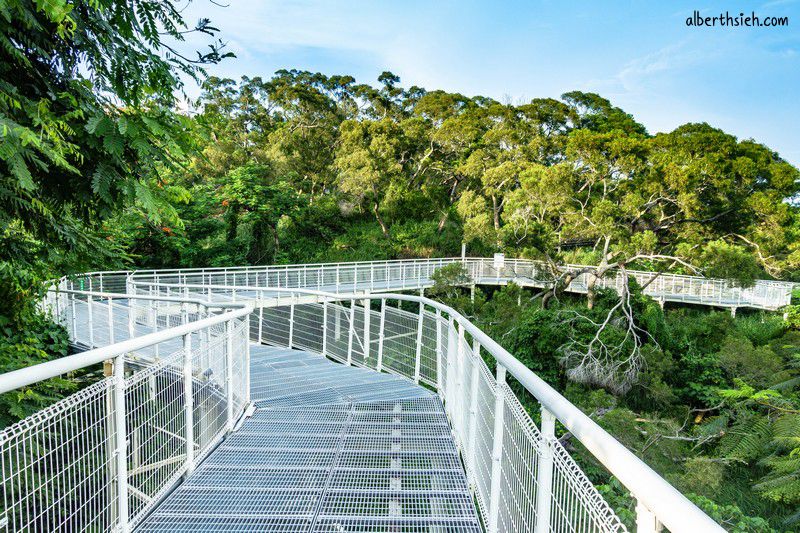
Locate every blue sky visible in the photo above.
<box><xmin>180</xmin><ymin>0</ymin><xmax>800</xmax><ymax>165</ymax></box>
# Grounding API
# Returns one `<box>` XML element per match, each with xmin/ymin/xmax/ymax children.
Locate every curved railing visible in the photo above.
<box><xmin>128</xmin><ymin>256</ymin><xmax>794</xmax><ymax>310</ymax></box>
<box><xmin>0</xmin><ymin>258</ymin><xmax>745</xmax><ymax>532</ymax></box>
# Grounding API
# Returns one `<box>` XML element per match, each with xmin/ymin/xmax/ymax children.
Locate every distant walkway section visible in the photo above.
<box><xmin>125</xmin><ymin>256</ymin><xmax>795</xmax><ymax>311</ymax></box>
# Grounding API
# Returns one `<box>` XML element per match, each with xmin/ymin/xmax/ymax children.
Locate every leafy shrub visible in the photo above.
<box><xmin>717</xmin><ymin>335</ymin><xmax>788</xmax><ymax>389</ymax></box>
<box><xmin>0</xmin><ymin>310</ymin><xmax>73</xmax><ymax>427</ymax></box>
<box><xmin>785</xmin><ymin>305</ymin><xmax>800</xmax><ymax>330</ymax></box>
<box><xmin>687</xmin><ymin>494</ymin><xmax>776</xmax><ymax>532</ymax></box>
<box><xmin>734</xmin><ymin>314</ymin><xmax>786</xmax><ymax>346</ymax></box>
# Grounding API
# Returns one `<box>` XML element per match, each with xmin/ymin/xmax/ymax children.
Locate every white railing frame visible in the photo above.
<box><xmin>0</xmin><ymin>290</ymin><xmax>252</xmax><ymax>533</ymax></box>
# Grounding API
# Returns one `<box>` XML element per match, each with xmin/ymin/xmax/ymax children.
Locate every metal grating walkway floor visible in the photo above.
<box><xmin>136</xmin><ymin>345</ymin><xmax>483</xmax><ymax>532</ymax></box>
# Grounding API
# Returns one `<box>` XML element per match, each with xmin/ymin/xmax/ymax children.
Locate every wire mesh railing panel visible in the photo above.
<box><xmin>497</xmin><ymin>383</ymin><xmax>541</xmax><ymax>533</ymax></box>
<box><xmin>324</xmin><ymin>303</ymin><xmax>351</xmax><ymax>363</ymax></box>
<box><xmin>4</xmin><ymin>288</ymin><xmax>252</xmax><ymax>533</ymax></box>
<box><xmin>125</xmin><ymin>351</ymin><xmax>187</xmax><ymax>524</ymax></box>
<box><xmin>550</xmin><ymin>440</ymin><xmax>628</xmax><ymax>532</ymax></box>
<box><xmin>473</xmin><ymin>362</ymin><xmax>498</xmax><ymax>519</ymax></box>
<box><xmin>290</xmin><ymin>304</ymin><xmax>325</xmax><ymax>353</ymax></box>
<box><xmin>379</xmin><ymin>305</ymin><xmax>419</xmax><ymax>379</ymax></box>
<box><xmin>0</xmin><ymin>379</ymin><xmax>117</xmax><ymax>532</ymax></box>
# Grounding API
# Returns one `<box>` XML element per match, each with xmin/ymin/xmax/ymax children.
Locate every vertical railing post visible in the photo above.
<box><xmin>488</xmin><ymin>364</ymin><xmax>507</xmax><ymax>533</ymax></box>
<box><xmin>467</xmin><ymin>338</ymin><xmax>480</xmax><ymax>482</ymax></box>
<box><xmin>363</xmin><ymin>298</ymin><xmax>371</xmax><ymax>362</ymax></box>
<box><xmin>113</xmin><ymin>352</ymin><xmax>129</xmax><ymax>532</ymax></box>
<box><xmin>70</xmin><ymin>289</ymin><xmax>77</xmax><ymax>340</ymax></box>
<box><xmin>435</xmin><ymin>309</ymin><xmax>443</xmax><ymax>397</ymax></box>
<box><xmin>445</xmin><ymin>317</ymin><xmax>457</xmax><ymax>412</ymax></box>
<box><xmin>347</xmin><ymin>299</ymin><xmax>355</xmax><ymax>365</ymax></box>
<box><xmin>377</xmin><ymin>299</ymin><xmax>386</xmax><ymax>372</ymax></box>
<box><xmin>127</xmin><ymin>297</ymin><xmax>134</xmax><ymax>341</ymax></box>
<box><xmin>107</xmin><ymin>297</ymin><xmax>115</xmax><ymax>345</ymax></box>
<box><xmin>258</xmin><ymin>291</ymin><xmax>264</xmax><ymax>344</ymax></box>
<box><xmin>244</xmin><ymin>324</ymin><xmax>251</xmax><ymax>405</ymax></box>
<box><xmin>414</xmin><ymin>300</ymin><xmax>424</xmax><ymax>383</ymax></box>
<box><xmin>288</xmin><ymin>296</ymin><xmax>295</xmax><ymax>348</ymax></box>
<box><xmin>535</xmin><ymin>407</ymin><xmax>555</xmax><ymax>533</ymax></box>
<box><xmin>456</xmin><ymin>324</ymin><xmax>466</xmax><ymax>437</ymax></box>
<box><xmin>226</xmin><ymin>320</ymin><xmax>234</xmax><ymax>432</ymax></box>
<box><xmin>636</xmin><ymin>500</ymin><xmax>661</xmax><ymax>533</ymax></box>
<box><xmin>88</xmin><ymin>293</ymin><xmax>95</xmax><ymax>347</ymax></box>
<box><xmin>183</xmin><ymin>332</ymin><xmax>195</xmax><ymax>475</ymax></box>
<box><xmin>322</xmin><ymin>299</ymin><xmax>329</xmax><ymax>356</ymax></box>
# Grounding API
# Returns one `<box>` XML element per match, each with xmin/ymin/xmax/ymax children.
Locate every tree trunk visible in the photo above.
<box><xmin>587</xmin><ymin>236</ymin><xmax>612</xmax><ymax>309</ymax></box>
<box><xmin>587</xmin><ymin>274</ymin><xmax>597</xmax><ymax>309</ymax></box>
<box><xmin>437</xmin><ymin>211</ymin><xmax>448</xmax><ymax>233</ymax></box>
<box><xmin>491</xmin><ymin>194</ymin><xmax>501</xmax><ymax>231</ymax></box>
<box><xmin>373</xmin><ymin>202</ymin><xmax>390</xmax><ymax>237</ymax></box>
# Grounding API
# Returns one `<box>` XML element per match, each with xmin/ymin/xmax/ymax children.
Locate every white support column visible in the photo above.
<box><xmin>487</xmin><ymin>364</ymin><xmax>507</xmax><ymax>533</ymax></box>
<box><xmin>127</xmin><ymin>298</ymin><xmax>134</xmax><ymax>340</ymax></box>
<box><xmin>636</xmin><ymin>500</ymin><xmax>662</xmax><ymax>533</ymax></box>
<box><xmin>113</xmin><ymin>353</ymin><xmax>129</xmax><ymax>532</ymax></box>
<box><xmin>107</xmin><ymin>297</ymin><xmax>115</xmax><ymax>344</ymax></box>
<box><xmin>71</xmin><ymin>294</ymin><xmax>77</xmax><ymax>340</ymax></box>
<box><xmin>258</xmin><ymin>291</ymin><xmax>264</xmax><ymax>344</ymax></box>
<box><xmin>88</xmin><ymin>294</ymin><xmax>95</xmax><ymax>347</ymax></box>
<box><xmin>377</xmin><ymin>300</ymin><xmax>386</xmax><ymax>372</ymax></box>
<box><xmin>445</xmin><ymin>317</ymin><xmax>457</xmax><ymax>412</ymax></box>
<box><xmin>347</xmin><ymin>299</ymin><xmax>355</xmax><ymax>365</ymax></box>
<box><xmin>414</xmin><ymin>301</ymin><xmax>424</xmax><ymax>383</ymax></box>
<box><xmin>225</xmin><ymin>320</ymin><xmax>234</xmax><ymax>432</ymax></box>
<box><xmin>288</xmin><ymin>297</ymin><xmax>295</xmax><ymax>348</ymax></box>
<box><xmin>467</xmin><ymin>338</ymin><xmax>480</xmax><ymax>482</ymax></box>
<box><xmin>244</xmin><ymin>333</ymin><xmax>251</xmax><ymax>404</ymax></box>
<box><xmin>363</xmin><ymin>298</ymin><xmax>371</xmax><ymax>361</ymax></box>
<box><xmin>534</xmin><ymin>407</ymin><xmax>556</xmax><ymax>533</ymax></box>
<box><xmin>322</xmin><ymin>300</ymin><xmax>329</xmax><ymax>357</ymax></box>
<box><xmin>456</xmin><ymin>324</ymin><xmax>466</xmax><ymax>439</ymax></box>
<box><xmin>335</xmin><ymin>302</ymin><xmax>342</xmax><ymax>341</ymax></box>
<box><xmin>435</xmin><ymin>309</ymin><xmax>443</xmax><ymax>397</ymax></box>
<box><xmin>183</xmin><ymin>332</ymin><xmax>195</xmax><ymax>475</ymax></box>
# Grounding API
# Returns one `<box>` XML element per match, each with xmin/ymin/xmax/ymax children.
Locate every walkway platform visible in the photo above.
<box><xmin>136</xmin><ymin>346</ymin><xmax>482</xmax><ymax>532</ymax></box>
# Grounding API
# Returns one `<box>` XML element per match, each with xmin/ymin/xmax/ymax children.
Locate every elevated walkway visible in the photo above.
<box><xmin>0</xmin><ymin>260</ymin><xmax>730</xmax><ymax>533</ymax></box>
<box><xmin>137</xmin><ymin>346</ymin><xmax>482</xmax><ymax>532</ymax></box>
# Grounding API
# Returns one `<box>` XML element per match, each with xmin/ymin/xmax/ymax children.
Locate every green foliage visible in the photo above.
<box><xmin>717</xmin><ymin>335</ymin><xmax>788</xmax><ymax>389</ymax></box>
<box><xmin>0</xmin><ymin>0</ymin><xmax>230</xmax><ymax>269</ymax></box>
<box><xmin>0</xmin><ymin>310</ymin><xmax>74</xmax><ymax>426</ymax></box>
<box><xmin>428</xmin><ymin>263</ymin><xmax>472</xmax><ymax>301</ymax></box>
<box><xmin>786</xmin><ymin>306</ymin><xmax>800</xmax><ymax>330</ymax></box>
<box><xmin>687</xmin><ymin>494</ymin><xmax>777</xmax><ymax>532</ymax></box>
<box><xmin>701</xmin><ymin>240</ymin><xmax>764</xmax><ymax>288</ymax></box>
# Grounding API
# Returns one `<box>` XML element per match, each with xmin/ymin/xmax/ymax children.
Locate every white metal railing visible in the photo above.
<box><xmin>138</xmin><ymin>280</ymin><xmax>724</xmax><ymax>533</ymax></box>
<box><xmin>127</xmin><ymin>256</ymin><xmax>794</xmax><ymax>310</ymax></box>
<box><xmin>0</xmin><ymin>291</ymin><xmax>251</xmax><ymax>532</ymax></box>
<box><xmin>1</xmin><ymin>256</ymin><xmax>754</xmax><ymax>532</ymax></box>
